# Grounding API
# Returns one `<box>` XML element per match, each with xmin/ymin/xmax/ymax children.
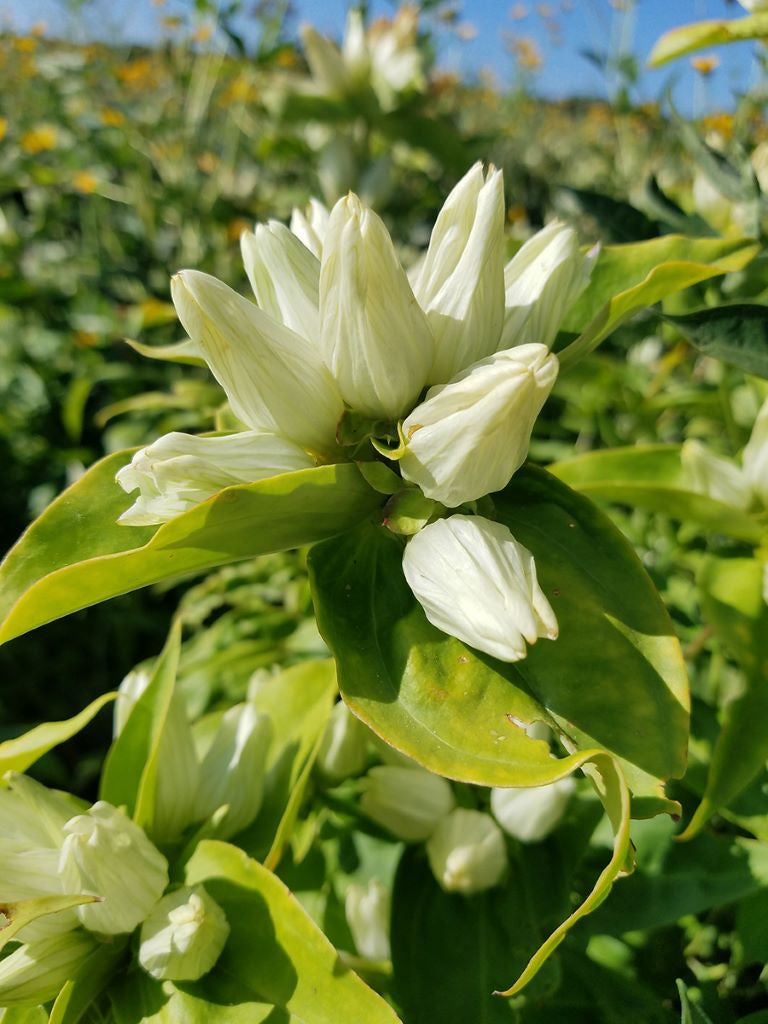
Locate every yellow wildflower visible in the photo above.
<box><xmin>691</xmin><ymin>54</ymin><xmax>720</xmax><ymax>76</ymax></box>
<box><xmin>0</xmin><ymin>118</ymin><xmax>6</xmax><ymax>141</ymax></box>
<box><xmin>100</xmin><ymin>107</ymin><xmax>126</xmax><ymax>127</ymax></box>
<box><xmin>21</xmin><ymin>125</ymin><xmax>57</xmax><ymax>154</ymax></box>
<box><xmin>72</xmin><ymin>171</ymin><xmax>99</xmax><ymax>194</ymax></box>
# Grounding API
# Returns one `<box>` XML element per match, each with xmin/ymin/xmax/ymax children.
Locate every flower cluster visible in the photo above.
<box><xmin>117</xmin><ymin>162</ymin><xmax>596</xmax><ymax>664</ymax></box>
<box><xmin>0</xmin><ymin>773</ymin><xmax>229</xmax><ymax>1006</ymax></box>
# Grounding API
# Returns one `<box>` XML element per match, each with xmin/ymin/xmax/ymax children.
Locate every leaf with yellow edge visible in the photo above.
<box><xmin>495</xmin><ymin>752</ymin><xmax>633</xmax><ymax>996</ymax></box>
<box><xmin>649</xmin><ymin>13</ymin><xmax>768</xmax><ymax>67</ymax></box>
<box><xmin>0</xmin><ymin>692</ymin><xmax>117</xmax><ymax>775</ymax></box>
<box><xmin>559</xmin><ymin>237</ymin><xmax>759</xmax><ymax>368</ymax></box>
<box><xmin>0</xmin><ymin>895</ymin><xmax>101</xmax><ymax>953</ymax></box>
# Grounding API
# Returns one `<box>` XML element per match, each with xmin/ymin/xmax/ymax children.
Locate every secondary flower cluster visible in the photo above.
<box><xmin>117</xmin><ymin>163</ymin><xmax>596</xmax><ymax>663</ymax></box>
<box><xmin>0</xmin><ymin>773</ymin><xmax>229</xmax><ymax>1007</ymax></box>
<box><xmin>681</xmin><ymin>396</ymin><xmax>768</xmax><ymax>511</ymax></box>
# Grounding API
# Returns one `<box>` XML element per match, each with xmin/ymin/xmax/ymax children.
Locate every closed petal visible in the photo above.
<box><xmin>172</xmin><ymin>270</ymin><xmax>342</xmax><ymax>452</ymax></box>
<box><xmin>743</xmin><ymin>397</ymin><xmax>768</xmax><ymax>507</ymax></box>
<box><xmin>681</xmin><ymin>439</ymin><xmax>753</xmax><ymax>510</ymax></box>
<box><xmin>400</xmin><ymin>344</ymin><xmax>558</xmax><ymax>507</ymax></box>
<box><xmin>299</xmin><ymin>23</ymin><xmax>348</xmax><ymax>93</ymax></box>
<box><xmin>290</xmin><ymin>198</ymin><xmax>330</xmax><ymax>258</ymax></box>
<box><xmin>320</xmin><ymin>194</ymin><xmax>433</xmax><ymax>418</ymax></box>
<box><xmin>412</xmin><ymin>163</ymin><xmax>505</xmax><ymax>382</ymax></box>
<box><xmin>117</xmin><ymin>430</ymin><xmax>316</xmax><ymax>526</ymax></box>
<box><xmin>241</xmin><ymin>221</ymin><xmax>320</xmax><ymax>341</ymax></box>
<box><xmin>499</xmin><ymin>222</ymin><xmax>597</xmax><ymax>351</ymax></box>
<box><xmin>402</xmin><ymin>515</ymin><xmax>558</xmax><ymax>663</ymax></box>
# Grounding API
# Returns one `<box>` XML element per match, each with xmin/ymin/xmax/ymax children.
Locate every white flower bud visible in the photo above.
<box><xmin>680</xmin><ymin>440</ymin><xmax>753</xmax><ymax>510</ymax></box>
<box><xmin>743</xmin><ymin>397</ymin><xmax>768</xmax><ymax>507</ymax></box>
<box><xmin>402</xmin><ymin>515</ymin><xmax>558</xmax><ymax>663</ymax></box>
<box><xmin>368</xmin><ymin>7</ymin><xmax>425</xmax><ymax>110</ymax></box>
<box><xmin>290</xmin><ymin>198</ymin><xmax>330</xmax><ymax>259</ymax></box>
<box><xmin>0</xmin><ymin>772</ymin><xmax>82</xmax><ymax>848</ymax></box>
<box><xmin>499</xmin><ymin>221</ymin><xmax>597</xmax><ymax>351</ymax></box>
<box><xmin>116</xmin><ymin>429</ymin><xmax>316</xmax><ymax>526</ymax></box>
<box><xmin>112</xmin><ymin>671</ymin><xmax>202</xmax><ymax>843</ymax></box>
<box><xmin>491</xmin><ymin>777</ymin><xmax>575</xmax><ymax>843</ymax></box>
<box><xmin>316</xmin><ymin>702</ymin><xmax>368</xmax><ymax>782</ymax></box>
<box><xmin>171</xmin><ymin>270</ymin><xmax>342</xmax><ymax>455</ymax></box>
<box><xmin>195</xmin><ymin>704</ymin><xmax>271</xmax><ymax>839</ymax></box>
<box><xmin>345</xmin><ymin>880</ymin><xmax>391</xmax><ymax>961</ymax></box>
<box><xmin>59</xmin><ymin>802</ymin><xmax>168</xmax><ymax>935</ymax></box>
<box><xmin>426</xmin><ymin>809</ymin><xmax>507</xmax><ymax>895</ymax></box>
<box><xmin>319</xmin><ymin>193</ymin><xmax>434</xmax><ymax>418</ymax></box>
<box><xmin>412</xmin><ymin>163</ymin><xmax>505</xmax><ymax>383</ymax></box>
<box><xmin>240</xmin><ymin>222</ymin><xmax>320</xmax><ymax>341</ymax></box>
<box><xmin>138</xmin><ymin>885</ymin><xmax>229</xmax><ymax>981</ymax></box>
<box><xmin>399</xmin><ymin>344</ymin><xmax>558</xmax><ymax>507</ymax></box>
<box><xmin>738</xmin><ymin>0</ymin><xmax>768</xmax><ymax>10</ymax></box>
<box><xmin>0</xmin><ymin>930</ymin><xmax>97</xmax><ymax>1007</ymax></box>
<box><xmin>360</xmin><ymin>765</ymin><xmax>455</xmax><ymax>841</ymax></box>
<box><xmin>341</xmin><ymin>9</ymin><xmax>370</xmax><ymax>84</ymax></box>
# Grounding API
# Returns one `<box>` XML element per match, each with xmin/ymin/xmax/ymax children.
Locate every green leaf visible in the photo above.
<box><xmin>0</xmin><ymin>895</ymin><xmax>100</xmax><ymax>953</ymax></box>
<box><xmin>309</xmin><ymin>466</ymin><xmax>688</xmax><ymax>794</ymax></box>
<box><xmin>236</xmin><ymin>659</ymin><xmax>337</xmax><ymax>862</ymax></box>
<box><xmin>680</xmin><ymin>558</ymin><xmax>768</xmax><ymax>840</ymax></box>
<box><xmin>558</xmin><ymin>187</ymin><xmax>659</xmax><ymax>243</ymax></box>
<box><xmin>558</xmin><ymin>236</ymin><xmax>758</xmax><ymax>367</ymax></box>
<box><xmin>0</xmin><ymin>453</ymin><xmax>381</xmax><ymax>646</ymax></box>
<box><xmin>550</xmin><ymin>445</ymin><xmax>764</xmax><ymax>544</ymax></box>
<box><xmin>158</xmin><ymin>840</ymin><xmax>400</xmax><ymax>1023</ymax></box>
<box><xmin>648</xmin><ymin>14</ymin><xmax>768</xmax><ymax>67</ymax></box>
<box><xmin>99</xmin><ymin>619</ymin><xmax>182</xmax><ymax>831</ymax></box>
<box><xmin>49</xmin><ymin>941</ymin><xmax>129</xmax><ymax>1024</ymax></box>
<box><xmin>124</xmin><ymin>337</ymin><xmax>206</xmax><ymax>366</ymax></box>
<box><xmin>661</xmin><ymin>305</ymin><xmax>768</xmax><ymax>378</ymax></box>
<box><xmin>0</xmin><ymin>692</ymin><xmax>116</xmax><ymax>774</ymax></box>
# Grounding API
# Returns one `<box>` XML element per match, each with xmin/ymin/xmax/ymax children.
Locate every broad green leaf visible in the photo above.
<box><xmin>558</xmin><ymin>236</ymin><xmax>758</xmax><ymax>367</ymax></box>
<box><xmin>680</xmin><ymin>558</ymin><xmax>768</xmax><ymax>840</ymax></box>
<box><xmin>557</xmin><ymin>186</ymin><xmax>658</xmax><ymax>243</ymax></box>
<box><xmin>662</xmin><ymin>305</ymin><xmax>768</xmax><ymax>379</ymax></box>
<box><xmin>99</xmin><ymin>619</ymin><xmax>182</xmax><ymax>832</ymax></box>
<box><xmin>49</xmin><ymin>941</ymin><xmax>129</xmax><ymax>1024</ymax></box>
<box><xmin>0</xmin><ymin>452</ymin><xmax>381</xmax><ymax>646</ymax></box>
<box><xmin>550</xmin><ymin>445</ymin><xmax>764</xmax><ymax>544</ymax></box>
<box><xmin>648</xmin><ymin>14</ymin><xmax>768</xmax><ymax>67</ymax></box>
<box><xmin>0</xmin><ymin>692</ymin><xmax>116</xmax><ymax>775</ymax></box>
<box><xmin>309</xmin><ymin>467</ymin><xmax>688</xmax><ymax>795</ymax></box>
<box><xmin>180</xmin><ymin>840</ymin><xmax>401</xmax><ymax>1023</ymax></box>
<box><xmin>0</xmin><ymin>1008</ymin><xmax>48</xmax><ymax>1024</ymax></box>
<box><xmin>0</xmin><ymin>895</ymin><xmax>99</xmax><ymax>953</ymax></box>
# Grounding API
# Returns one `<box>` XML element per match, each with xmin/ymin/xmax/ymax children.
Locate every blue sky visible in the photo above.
<box><xmin>0</xmin><ymin>0</ymin><xmax>760</xmax><ymax>112</ymax></box>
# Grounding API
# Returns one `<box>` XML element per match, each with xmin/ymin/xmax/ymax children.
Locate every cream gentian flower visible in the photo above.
<box><xmin>194</xmin><ymin>703</ymin><xmax>271</xmax><ymax>839</ymax></box>
<box><xmin>345</xmin><ymin>880</ymin><xmax>391</xmax><ymax>961</ymax></box>
<box><xmin>412</xmin><ymin>163</ymin><xmax>505</xmax><ymax>384</ymax></box>
<box><xmin>491</xmin><ymin>777</ymin><xmax>575</xmax><ymax>843</ymax></box>
<box><xmin>680</xmin><ymin>440</ymin><xmax>752</xmax><ymax>510</ymax></box>
<box><xmin>0</xmin><ymin>930</ymin><xmax>98</xmax><ymax>1007</ymax></box>
<box><xmin>138</xmin><ymin>885</ymin><xmax>230</xmax><ymax>982</ymax></box>
<box><xmin>320</xmin><ymin>194</ymin><xmax>433</xmax><ymax>417</ymax></box>
<box><xmin>402</xmin><ymin>515</ymin><xmax>558</xmax><ymax>662</ymax></box>
<box><xmin>399</xmin><ymin>344</ymin><xmax>558</xmax><ymax>507</ymax></box>
<box><xmin>360</xmin><ymin>764</ymin><xmax>455</xmax><ymax>840</ymax></box>
<box><xmin>499</xmin><ymin>221</ymin><xmax>597</xmax><ymax>351</ymax></box>
<box><xmin>171</xmin><ymin>271</ymin><xmax>342</xmax><ymax>454</ymax></box>
<box><xmin>316</xmin><ymin>700</ymin><xmax>369</xmax><ymax>782</ymax></box>
<box><xmin>59</xmin><ymin>802</ymin><xmax>169</xmax><ymax>935</ymax></box>
<box><xmin>426</xmin><ymin>809</ymin><xmax>507</xmax><ymax>895</ymax></box>
<box><xmin>743</xmin><ymin>397</ymin><xmax>768</xmax><ymax>507</ymax></box>
<box><xmin>241</xmin><ymin>221</ymin><xmax>321</xmax><ymax>341</ymax></box>
<box><xmin>117</xmin><ymin>431</ymin><xmax>315</xmax><ymax>527</ymax></box>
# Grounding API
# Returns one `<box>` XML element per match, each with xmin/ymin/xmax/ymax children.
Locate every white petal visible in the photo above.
<box><xmin>743</xmin><ymin>397</ymin><xmax>768</xmax><ymax>507</ymax></box>
<box><xmin>299</xmin><ymin>23</ymin><xmax>348</xmax><ymax>94</ymax></box>
<box><xmin>320</xmin><ymin>194</ymin><xmax>433</xmax><ymax>418</ymax></box>
<box><xmin>399</xmin><ymin>344</ymin><xmax>558</xmax><ymax>507</ymax></box>
<box><xmin>171</xmin><ymin>270</ymin><xmax>342</xmax><ymax>453</ymax></box>
<box><xmin>402</xmin><ymin>515</ymin><xmax>558</xmax><ymax>663</ymax></box>
<box><xmin>116</xmin><ymin>430</ymin><xmax>316</xmax><ymax>526</ymax></box>
<box><xmin>681</xmin><ymin>439</ymin><xmax>753</xmax><ymax>510</ymax></box>
<box><xmin>241</xmin><ymin>221</ymin><xmax>320</xmax><ymax>341</ymax></box>
<box><xmin>499</xmin><ymin>222</ymin><xmax>597</xmax><ymax>350</ymax></box>
<box><xmin>412</xmin><ymin>163</ymin><xmax>505</xmax><ymax>382</ymax></box>
<box><xmin>426</xmin><ymin>809</ymin><xmax>506</xmax><ymax>894</ymax></box>
<box><xmin>491</xmin><ymin>777</ymin><xmax>574</xmax><ymax>843</ymax></box>
<box><xmin>290</xmin><ymin>198</ymin><xmax>330</xmax><ymax>258</ymax></box>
